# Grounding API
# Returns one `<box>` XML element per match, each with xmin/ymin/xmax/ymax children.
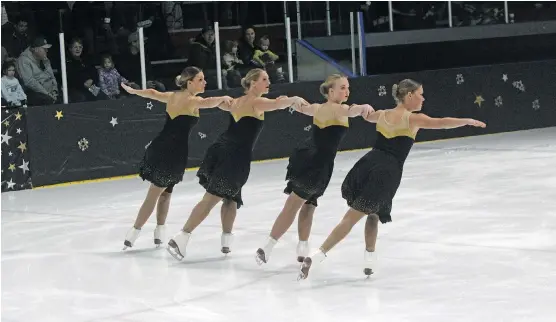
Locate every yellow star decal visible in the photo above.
<box><xmin>474</xmin><ymin>95</ymin><xmax>485</xmax><ymax>107</ymax></box>
<box><xmin>15</xmin><ymin>112</ymin><xmax>22</xmax><ymax>120</ymax></box>
<box><xmin>55</xmin><ymin>110</ymin><xmax>64</xmax><ymax>120</ymax></box>
<box><xmin>3</xmin><ymin>120</ymin><xmax>9</xmax><ymax>127</ymax></box>
<box><xmin>18</xmin><ymin>141</ymin><xmax>27</xmax><ymax>152</ymax></box>
<box><xmin>8</xmin><ymin>163</ymin><xmax>16</xmax><ymax>172</ymax></box>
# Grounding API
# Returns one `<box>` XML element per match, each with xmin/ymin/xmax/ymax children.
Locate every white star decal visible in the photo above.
<box><xmin>146</xmin><ymin>102</ymin><xmax>153</xmax><ymax>110</ymax></box>
<box><xmin>8</xmin><ymin>151</ymin><xmax>13</xmax><ymax>156</ymax></box>
<box><xmin>19</xmin><ymin>159</ymin><xmax>30</xmax><ymax>174</ymax></box>
<box><xmin>1</xmin><ymin>130</ymin><xmax>12</xmax><ymax>145</ymax></box>
<box><xmin>502</xmin><ymin>74</ymin><xmax>508</xmax><ymax>82</ymax></box>
<box><xmin>110</xmin><ymin>117</ymin><xmax>118</xmax><ymax>127</ymax></box>
<box><xmin>6</xmin><ymin>179</ymin><xmax>15</xmax><ymax>190</ymax></box>
<box><xmin>16</xmin><ymin>128</ymin><xmax>22</xmax><ymax>134</ymax></box>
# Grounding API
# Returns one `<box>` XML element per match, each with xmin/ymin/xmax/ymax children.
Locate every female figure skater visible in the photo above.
<box><xmin>298</xmin><ymin>79</ymin><xmax>486</xmax><ymax>279</ymax></box>
<box><xmin>255</xmin><ymin>74</ymin><xmax>374</xmax><ymax>265</ymax></box>
<box><xmin>122</xmin><ymin>67</ymin><xmax>234</xmax><ymax>250</ymax></box>
<box><xmin>167</xmin><ymin>68</ymin><xmax>307</xmax><ymax>260</ymax></box>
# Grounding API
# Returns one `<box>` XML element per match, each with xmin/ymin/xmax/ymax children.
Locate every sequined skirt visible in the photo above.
<box><xmin>283</xmin><ymin>147</ymin><xmax>336</xmax><ymax>207</ymax></box>
<box><xmin>138</xmin><ymin>159</ymin><xmax>184</xmax><ymax>188</ymax></box>
<box><xmin>196</xmin><ymin>141</ymin><xmax>252</xmax><ymax>209</ymax></box>
<box><xmin>341</xmin><ymin>149</ymin><xmax>403</xmax><ymax>223</ymax></box>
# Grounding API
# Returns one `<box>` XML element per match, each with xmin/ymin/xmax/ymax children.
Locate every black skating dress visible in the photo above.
<box><xmin>196</xmin><ymin>111</ymin><xmax>264</xmax><ymax>208</ymax></box>
<box><xmin>341</xmin><ymin>109</ymin><xmax>416</xmax><ymax>223</ymax></box>
<box><xmin>284</xmin><ymin>116</ymin><xmax>349</xmax><ymax>206</ymax></box>
<box><xmin>138</xmin><ymin>110</ymin><xmax>199</xmax><ymax>190</ymax></box>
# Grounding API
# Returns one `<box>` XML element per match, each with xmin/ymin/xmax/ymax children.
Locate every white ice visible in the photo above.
<box><xmin>2</xmin><ymin>128</ymin><xmax>556</xmax><ymax>322</ymax></box>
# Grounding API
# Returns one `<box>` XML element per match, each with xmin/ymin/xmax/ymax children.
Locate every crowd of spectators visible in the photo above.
<box><xmin>1</xmin><ymin>1</ymin><xmax>554</xmax><ymax>108</ymax></box>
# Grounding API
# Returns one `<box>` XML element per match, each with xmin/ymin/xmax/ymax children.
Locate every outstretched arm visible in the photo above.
<box><xmin>253</xmin><ymin>96</ymin><xmax>304</xmax><ymax>112</ymax></box>
<box><xmin>121</xmin><ymin>82</ymin><xmax>173</xmax><ymax>103</ymax></box>
<box><xmin>335</xmin><ymin>104</ymin><xmax>375</xmax><ymax>118</ymax></box>
<box><xmin>192</xmin><ymin>96</ymin><xmax>234</xmax><ymax>110</ymax></box>
<box><xmin>409</xmin><ymin>113</ymin><xmax>486</xmax><ymax>129</ymax></box>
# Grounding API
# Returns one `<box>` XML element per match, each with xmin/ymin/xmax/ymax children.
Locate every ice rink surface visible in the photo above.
<box><xmin>2</xmin><ymin>128</ymin><xmax>556</xmax><ymax>322</ymax></box>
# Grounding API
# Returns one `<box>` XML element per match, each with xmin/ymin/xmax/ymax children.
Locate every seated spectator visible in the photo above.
<box><xmin>1</xmin><ymin>61</ymin><xmax>27</xmax><ymax>107</ymax></box>
<box><xmin>98</xmin><ymin>53</ymin><xmax>138</xmax><ymax>99</ymax></box>
<box><xmin>237</xmin><ymin>25</ymin><xmax>257</xmax><ymax>68</ymax></box>
<box><xmin>4</xmin><ymin>16</ymin><xmax>30</xmax><ymax>58</ymax></box>
<box><xmin>253</xmin><ymin>35</ymin><xmax>286</xmax><ymax>83</ymax></box>
<box><xmin>16</xmin><ymin>36</ymin><xmax>59</xmax><ymax>106</ymax></box>
<box><xmin>66</xmin><ymin>37</ymin><xmax>107</xmax><ymax>103</ymax></box>
<box><xmin>221</xmin><ymin>40</ymin><xmax>243</xmax><ymax>89</ymax></box>
<box><xmin>114</xmin><ymin>31</ymin><xmax>166</xmax><ymax>92</ymax></box>
<box><xmin>187</xmin><ymin>26</ymin><xmax>217</xmax><ymax>89</ymax></box>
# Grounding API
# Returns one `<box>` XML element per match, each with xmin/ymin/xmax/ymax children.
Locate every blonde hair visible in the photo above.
<box><xmin>392</xmin><ymin>79</ymin><xmax>422</xmax><ymax>104</ymax></box>
<box><xmin>241</xmin><ymin>68</ymin><xmax>265</xmax><ymax>91</ymax></box>
<box><xmin>319</xmin><ymin>74</ymin><xmax>345</xmax><ymax>99</ymax></box>
<box><xmin>176</xmin><ymin>66</ymin><xmax>202</xmax><ymax>89</ymax></box>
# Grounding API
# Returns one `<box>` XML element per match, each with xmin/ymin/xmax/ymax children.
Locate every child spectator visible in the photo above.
<box><xmin>252</xmin><ymin>35</ymin><xmax>279</xmax><ymax>67</ymax></box>
<box><xmin>98</xmin><ymin>53</ymin><xmax>137</xmax><ymax>99</ymax></box>
<box><xmin>221</xmin><ymin>40</ymin><xmax>243</xmax><ymax>89</ymax></box>
<box><xmin>1</xmin><ymin>61</ymin><xmax>27</xmax><ymax>107</ymax></box>
<box><xmin>253</xmin><ymin>35</ymin><xmax>286</xmax><ymax>82</ymax></box>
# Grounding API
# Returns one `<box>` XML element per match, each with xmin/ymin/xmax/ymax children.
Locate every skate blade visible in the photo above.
<box><xmin>255</xmin><ymin>248</ymin><xmax>267</xmax><ymax>266</ymax></box>
<box><xmin>154</xmin><ymin>239</ymin><xmax>162</xmax><ymax>248</ymax></box>
<box><xmin>364</xmin><ymin>268</ymin><xmax>374</xmax><ymax>278</ymax></box>
<box><xmin>297</xmin><ymin>258</ymin><xmax>312</xmax><ymax>281</ymax></box>
<box><xmin>166</xmin><ymin>240</ymin><xmax>184</xmax><ymax>261</ymax></box>
<box><xmin>122</xmin><ymin>240</ymin><xmax>132</xmax><ymax>251</ymax></box>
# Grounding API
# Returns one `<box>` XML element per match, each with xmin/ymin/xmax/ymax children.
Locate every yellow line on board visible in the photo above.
<box><xmin>31</xmin><ymin>129</ymin><xmax>536</xmax><ymax>190</ymax></box>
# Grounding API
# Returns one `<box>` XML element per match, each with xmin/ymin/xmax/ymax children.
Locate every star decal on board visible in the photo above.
<box><xmin>18</xmin><ymin>159</ymin><xmax>30</xmax><ymax>174</ymax></box>
<box><xmin>17</xmin><ymin>141</ymin><xmax>27</xmax><ymax>153</ymax></box>
<box><xmin>6</xmin><ymin>179</ymin><xmax>16</xmax><ymax>190</ymax></box>
<box><xmin>110</xmin><ymin>117</ymin><xmax>118</xmax><ymax>127</ymax></box>
<box><xmin>1</xmin><ymin>130</ymin><xmax>12</xmax><ymax>145</ymax></box>
<box><xmin>55</xmin><ymin>110</ymin><xmax>64</xmax><ymax>120</ymax></box>
<box><xmin>474</xmin><ymin>95</ymin><xmax>485</xmax><ymax>107</ymax></box>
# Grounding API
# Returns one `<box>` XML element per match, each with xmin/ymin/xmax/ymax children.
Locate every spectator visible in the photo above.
<box><xmin>187</xmin><ymin>25</ymin><xmax>217</xmax><ymax>89</ymax></box>
<box><xmin>221</xmin><ymin>40</ymin><xmax>243</xmax><ymax>89</ymax></box>
<box><xmin>4</xmin><ymin>16</ymin><xmax>30</xmax><ymax>58</ymax></box>
<box><xmin>98</xmin><ymin>53</ymin><xmax>138</xmax><ymax>99</ymax></box>
<box><xmin>16</xmin><ymin>36</ymin><xmax>59</xmax><ymax>106</ymax></box>
<box><xmin>237</xmin><ymin>25</ymin><xmax>257</xmax><ymax>67</ymax></box>
<box><xmin>253</xmin><ymin>35</ymin><xmax>286</xmax><ymax>83</ymax></box>
<box><xmin>66</xmin><ymin>38</ymin><xmax>107</xmax><ymax>103</ymax></box>
<box><xmin>1</xmin><ymin>61</ymin><xmax>27</xmax><ymax>107</ymax></box>
<box><xmin>114</xmin><ymin>31</ymin><xmax>166</xmax><ymax>92</ymax></box>
<box><xmin>188</xmin><ymin>25</ymin><xmax>216</xmax><ymax>70</ymax></box>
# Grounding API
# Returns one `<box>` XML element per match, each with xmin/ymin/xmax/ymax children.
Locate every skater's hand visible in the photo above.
<box><xmin>295</xmin><ymin>96</ymin><xmax>310</xmax><ymax>107</ymax></box>
<box><xmin>276</xmin><ymin>95</ymin><xmax>289</xmax><ymax>101</ymax></box>
<box><xmin>121</xmin><ymin>82</ymin><xmax>136</xmax><ymax>94</ymax></box>
<box><xmin>355</xmin><ymin>104</ymin><xmax>375</xmax><ymax>118</ymax></box>
<box><xmin>467</xmin><ymin>119</ymin><xmax>486</xmax><ymax>128</ymax></box>
<box><xmin>221</xmin><ymin>96</ymin><xmax>234</xmax><ymax>106</ymax></box>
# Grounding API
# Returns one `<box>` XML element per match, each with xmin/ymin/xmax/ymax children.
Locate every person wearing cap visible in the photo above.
<box><xmin>16</xmin><ymin>36</ymin><xmax>59</xmax><ymax>106</ymax></box>
<box><xmin>113</xmin><ymin>31</ymin><xmax>165</xmax><ymax>92</ymax></box>
<box><xmin>187</xmin><ymin>26</ymin><xmax>217</xmax><ymax>89</ymax></box>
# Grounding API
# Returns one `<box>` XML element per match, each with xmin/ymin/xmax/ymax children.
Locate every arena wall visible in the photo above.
<box><xmin>2</xmin><ymin>60</ymin><xmax>555</xmax><ymax>191</ymax></box>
